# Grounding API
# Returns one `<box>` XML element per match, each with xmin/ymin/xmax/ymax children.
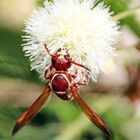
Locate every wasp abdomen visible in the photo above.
<box><xmin>51</xmin><ymin>73</ymin><xmax>72</xmax><ymax>100</ymax></box>
<box><xmin>51</xmin><ymin>75</ymin><xmax>69</xmax><ymax>92</ymax></box>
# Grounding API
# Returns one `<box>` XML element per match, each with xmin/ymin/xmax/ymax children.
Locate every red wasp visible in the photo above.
<box><xmin>12</xmin><ymin>44</ymin><xmax>111</xmax><ymax>137</ymax></box>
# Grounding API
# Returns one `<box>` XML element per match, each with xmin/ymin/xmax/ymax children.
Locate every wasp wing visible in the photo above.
<box><xmin>12</xmin><ymin>85</ymin><xmax>51</xmax><ymax>135</ymax></box>
<box><xmin>71</xmin><ymin>86</ymin><xmax>111</xmax><ymax>137</ymax></box>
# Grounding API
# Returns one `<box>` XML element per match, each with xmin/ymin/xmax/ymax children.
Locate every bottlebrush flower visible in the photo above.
<box><xmin>23</xmin><ymin>0</ymin><xmax>120</xmax><ymax>82</ymax></box>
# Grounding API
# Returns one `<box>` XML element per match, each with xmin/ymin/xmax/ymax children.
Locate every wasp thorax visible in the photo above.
<box><xmin>51</xmin><ymin>54</ymin><xmax>71</xmax><ymax>70</ymax></box>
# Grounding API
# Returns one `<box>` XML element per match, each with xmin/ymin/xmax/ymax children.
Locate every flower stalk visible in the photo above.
<box><xmin>113</xmin><ymin>5</ymin><xmax>140</xmax><ymax>21</ymax></box>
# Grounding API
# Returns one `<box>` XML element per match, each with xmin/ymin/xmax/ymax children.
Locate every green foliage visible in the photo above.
<box><xmin>103</xmin><ymin>0</ymin><xmax>140</xmax><ymax>38</ymax></box>
<box><xmin>37</xmin><ymin>0</ymin><xmax>52</xmax><ymax>6</ymax></box>
<box><xmin>0</xmin><ymin>0</ymin><xmax>140</xmax><ymax>140</ymax></box>
<box><xmin>0</xmin><ymin>27</ymin><xmax>41</xmax><ymax>83</ymax></box>
<box><xmin>0</xmin><ymin>95</ymin><xmax>138</xmax><ymax>140</ymax></box>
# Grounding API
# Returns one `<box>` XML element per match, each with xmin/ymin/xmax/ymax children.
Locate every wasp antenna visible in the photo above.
<box><xmin>64</xmin><ymin>56</ymin><xmax>90</xmax><ymax>72</ymax></box>
<box><xmin>44</xmin><ymin>44</ymin><xmax>55</xmax><ymax>56</ymax></box>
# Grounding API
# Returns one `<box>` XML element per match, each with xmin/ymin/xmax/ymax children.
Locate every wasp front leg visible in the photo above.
<box><xmin>44</xmin><ymin>66</ymin><xmax>53</xmax><ymax>80</ymax></box>
<box><xmin>71</xmin><ymin>68</ymin><xmax>89</xmax><ymax>88</ymax></box>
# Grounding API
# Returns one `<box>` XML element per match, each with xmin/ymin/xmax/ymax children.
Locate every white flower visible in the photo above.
<box><xmin>23</xmin><ymin>0</ymin><xmax>120</xmax><ymax>82</ymax></box>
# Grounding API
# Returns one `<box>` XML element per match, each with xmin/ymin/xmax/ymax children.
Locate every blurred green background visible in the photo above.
<box><xmin>0</xmin><ymin>0</ymin><xmax>140</xmax><ymax>140</ymax></box>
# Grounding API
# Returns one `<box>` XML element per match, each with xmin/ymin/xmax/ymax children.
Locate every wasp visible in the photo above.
<box><xmin>12</xmin><ymin>44</ymin><xmax>111</xmax><ymax>137</ymax></box>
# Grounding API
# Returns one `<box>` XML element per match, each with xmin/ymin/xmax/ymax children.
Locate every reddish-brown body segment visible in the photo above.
<box><xmin>12</xmin><ymin>44</ymin><xmax>111</xmax><ymax>138</ymax></box>
<box><xmin>52</xmin><ymin>75</ymin><xmax>69</xmax><ymax>91</ymax></box>
<box><xmin>51</xmin><ymin>72</ymin><xmax>72</xmax><ymax>92</ymax></box>
<box><xmin>51</xmin><ymin>72</ymin><xmax>72</xmax><ymax>100</ymax></box>
<box><xmin>52</xmin><ymin>55</ymin><xmax>71</xmax><ymax>70</ymax></box>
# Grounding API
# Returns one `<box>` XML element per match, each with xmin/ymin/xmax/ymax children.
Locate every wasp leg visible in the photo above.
<box><xmin>45</xmin><ymin>66</ymin><xmax>53</xmax><ymax>79</ymax></box>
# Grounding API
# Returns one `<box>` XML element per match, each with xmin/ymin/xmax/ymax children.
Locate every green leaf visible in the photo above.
<box><xmin>102</xmin><ymin>0</ymin><xmax>140</xmax><ymax>38</ymax></box>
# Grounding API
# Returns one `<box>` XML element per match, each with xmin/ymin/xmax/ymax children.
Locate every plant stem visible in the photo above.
<box><xmin>113</xmin><ymin>5</ymin><xmax>140</xmax><ymax>21</ymax></box>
